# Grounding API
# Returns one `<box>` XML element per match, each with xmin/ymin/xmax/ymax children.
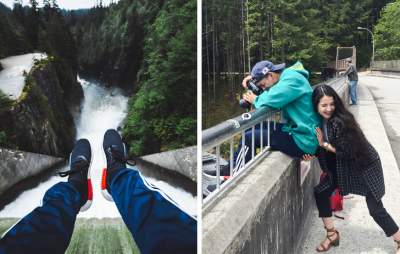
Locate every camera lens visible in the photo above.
<box><xmin>239</xmin><ymin>99</ymin><xmax>251</xmax><ymax>109</ymax></box>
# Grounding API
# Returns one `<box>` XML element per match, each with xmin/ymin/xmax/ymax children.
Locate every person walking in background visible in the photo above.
<box><xmin>0</xmin><ymin>129</ymin><xmax>197</xmax><ymax>254</ymax></box>
<box><xmin>344</xmin><ymin>58</ymin><xmax>358</xmax><ymax>105</ymax></box>
<box><xmin>311</xmin><ymin>85</ymin><xmax>400</xmax><ymax>253</ymax></box>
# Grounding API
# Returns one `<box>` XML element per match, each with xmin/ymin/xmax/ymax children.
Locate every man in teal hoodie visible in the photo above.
<box><xmin>229</xmin><ymin>60</ymin><xmax>319</xmax><ymax>173</ymax></box>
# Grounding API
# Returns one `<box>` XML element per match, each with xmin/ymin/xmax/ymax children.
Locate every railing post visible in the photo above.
<box><xmin>230</xmin><ymin>138</ymin><xmax>233</xmax><ymax>176</ymax></box>
<box><xmin>260</xmin><ymin>121</ymin><xmax>264</xmax><ymax>152</ymax></box>
<box><xmin>216</xmin><ymin>145</ymin><xmax>221</xmax><ymax>189</ymax></box>
<box><xmin>251</xmin><ymin>126</ymin><xmax>255</xmax><ymax>159</ymax></box>
<box><xmin>241</xmin><ymin>130</ymin><xmax>245</xmax><ymax>169</ymax></box>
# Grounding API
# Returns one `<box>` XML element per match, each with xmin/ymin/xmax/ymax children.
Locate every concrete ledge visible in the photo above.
<box><xmin>372</xmin><ymin>60</ymin><xmax>400</xmax><ymax>72</ymax></box>
<box><xmin>202</xmin><ymin>78</ymin><xmax>349</xmax><ymax>254</ymax></box>
<box><xmin>202</xmin><ymin>152</ymin><xmax>321</xmax><ymax>254</ymax></box>
<box><xmin>140</xmin><ymin>146</ymin><xmax>196</xmax><ymax>182</ymax></box>
<box><xmin>0</xmin><ymin>148</ymin><xmax>64</xmax><ymax>195</ymax></box>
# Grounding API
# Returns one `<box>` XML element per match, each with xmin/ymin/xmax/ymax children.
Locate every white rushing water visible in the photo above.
<box><xmin>0</xmin><ymin>77</ymin><xmax>197</xmax><ymax>218</ymax></box>
<box><xmin>0</xmin><ymin>53</ymin><xmax>46</xmax><ymax>100</ymax></box>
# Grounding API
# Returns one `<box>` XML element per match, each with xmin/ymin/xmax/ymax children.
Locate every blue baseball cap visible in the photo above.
<box><xmin>251</xmin><ymin>60</ymin><xmax>286</xmax><ymax>82</ymax></box>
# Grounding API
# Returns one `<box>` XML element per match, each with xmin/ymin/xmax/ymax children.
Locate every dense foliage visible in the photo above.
<box><xmin>374</xmin><ymin>0</ymin><xmax>400</xmax><ymax>60</ymax></box>
<box><xmin>68</xmin><ymin>0</ymin><xmax>197</xmax><ymax>156</ymax></box>
<box><xmin>67</xmin><ymin>0</ymin><xmax>163</xmax><ymax>90</ymax></box>
<box><xmin>0</xmin><ymin>1</ymin><xmax>81</xmax><ymax>152</ymax></box>
<box><xmin>203</xmin><ymin>0</ymin><xmax>392</xmax><ymax>78</ymax></box>
<box><xmin>1</xmin><ymin>0</ymin><xmax>196</xmax><ymax>156</ymax></box>
<box><xmin>0</xmin><ymin>1</ymin><xmax>80</xmax><ymax>100</ymax></box>
<box><xmin>0</xmin><ymin>2</ymin><xmax>30</xmax><ymax>58</ymax></box>
<box><xmin>122</xmin><ymin>0</ymin><xmax>196</xmax><ymax>155</ymax></box>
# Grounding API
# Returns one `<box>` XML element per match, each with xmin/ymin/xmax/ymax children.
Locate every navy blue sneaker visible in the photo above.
<box><xmin>59</xmin><ymin>139</ymin><xmax>93</xmax><ymax>212</ymax></box>
<box><xmin>101</xmin><ymin>129</ymin><xmax>128</xmax><ymax>201</ymax></box>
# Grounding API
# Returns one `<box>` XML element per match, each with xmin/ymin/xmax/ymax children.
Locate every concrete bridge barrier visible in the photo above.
<box><xmin>0</xmin><ymin>148</ymin><xmax>64</xmax><ymax>195</ymax></box>
<box><xmin>372</xmin><ymin>60</ymin><xmax>400</xmax><ymax>72</ymax></box>
<box><xmin>202</xmin><ymin>77</ymin><xmax>348</xmax><ymax>254</ymax></box>
<box><xmin>139</xmin><ymin>146</ymin><xmax>196</xmax><ymax>182</ymax></box>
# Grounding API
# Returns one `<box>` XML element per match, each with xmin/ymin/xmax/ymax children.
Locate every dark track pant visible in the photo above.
<box><xmin>233</xmin><ymin>122</ymin><xmax>305</xmax><ymax>166</ymax></box>
<box><xmin>315</xmin><ymin>186</ymin><xmax>399</xmax><ymax>237</ymax></box>
<box><xmin>0</xmin><ymin>168</ymin><xmax>197</xmax><ymax>254</ymax></box>
<box><xmin>315</xmin><ymin>152</ymin><xmax>398</xmax><ymax>237</ymax></box>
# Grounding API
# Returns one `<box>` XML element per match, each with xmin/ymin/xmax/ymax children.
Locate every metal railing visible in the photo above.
<box><xmin>202</xmin><ymin>107</ymin><xmax>281</xmax><ymax>204</ymax></box>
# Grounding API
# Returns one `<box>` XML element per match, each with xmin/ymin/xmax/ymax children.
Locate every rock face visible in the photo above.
<box><xmin>0</xmin><ymin>148</ymin><xmax>64</xmax><ymax>195</ymax></box>
<box><xmin>0</xmin><ymin>58</ymin><xmax>82</xmax><ymax>156</ymax></box>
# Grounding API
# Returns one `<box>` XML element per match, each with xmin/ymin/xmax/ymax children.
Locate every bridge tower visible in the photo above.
<box><xmin>335</xmin><ymin>46</ymin><xmax>357</xmax><ymax>75</ymax></box>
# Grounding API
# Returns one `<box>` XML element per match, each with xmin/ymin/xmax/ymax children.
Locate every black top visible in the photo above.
<box><xmin>314</xmin><ymin>118</ymin><xmax>385</xmax><ymax>201</ymax></box>
<box><xmin>344</xmin><ymin>64</ymin><xmax>358</xmax><ymax>81</ymax></box>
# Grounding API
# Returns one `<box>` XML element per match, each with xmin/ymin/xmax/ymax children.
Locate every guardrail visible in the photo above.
<box><xmin>372</xmin><ymin>60</ymin><xmax>400</xmax><ymax>72</ymax></box>
<box><xmin>202</xmin><ymin>75</ymin><xmax>347</xmax><ymax>205</ymax></box>
<box><xmin>202</xmin><ymin>107</ymin><xmax>281</xmax><ymax>204</ymax></box>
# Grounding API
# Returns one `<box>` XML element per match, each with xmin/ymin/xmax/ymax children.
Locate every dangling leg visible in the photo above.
<box><xmin>366</xmin><ymin>193</ymin><xmax>400</xmax><ymax>253</ymax></box>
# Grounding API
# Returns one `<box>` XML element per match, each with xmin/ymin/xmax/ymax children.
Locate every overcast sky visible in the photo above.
<box><xmin>0</xmin><ymin>0</ymin><xmax>118</xmax><ymax>10</ymax></box>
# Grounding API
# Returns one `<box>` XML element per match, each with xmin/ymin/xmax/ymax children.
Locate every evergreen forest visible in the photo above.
<box><xmin>202</xmin><ymin>0</ymin><xmax>400</xmax><ymax>128</ymax></box>
<box><xmin>0</xmin><ymin>0</ymin><xmax>196</xmax><ymax>156</ymax></box>
<box><xmin>202</xmin><ymin>0</ymin><xmax>398</xmax><ymax>81</ymax></box>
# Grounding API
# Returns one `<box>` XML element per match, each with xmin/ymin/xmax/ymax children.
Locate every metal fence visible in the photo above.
<box><xmin>202</xmin><ymin>107</ymin><xmax>281</xmax><ymax>204</ymax></box>
<box><xmin>201</xmin><ymin>75</ymin><xmax>348</xmax><ymax>205</ymax></box>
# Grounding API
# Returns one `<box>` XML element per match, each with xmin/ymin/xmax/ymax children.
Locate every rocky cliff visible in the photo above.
<box><xmin>0</xmin><ymin>57</ymin><xmax>82</xmax><ymax>156</ymax></box>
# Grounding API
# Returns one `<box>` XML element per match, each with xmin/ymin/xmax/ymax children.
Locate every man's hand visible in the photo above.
<box><xmin>242</xmin><ymin>91</ymin><xmax>256</xmax><ymax>105</ymax></box>
<box><xmin>242</xmin><ymin>75</ymin><xmax>252</xmax><ymax>89</ymax></box>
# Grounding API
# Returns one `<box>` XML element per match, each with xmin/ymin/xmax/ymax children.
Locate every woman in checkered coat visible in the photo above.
<box><xmin>311</xmin><ymin>85</ymin><xmax>400</xmax><ymax>252</ymax></box>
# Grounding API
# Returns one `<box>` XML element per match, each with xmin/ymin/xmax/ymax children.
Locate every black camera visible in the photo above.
<box><xmin>239</xmin><ymin>79</ymin><xmax>262</xmax><ymax>109</ymax></box>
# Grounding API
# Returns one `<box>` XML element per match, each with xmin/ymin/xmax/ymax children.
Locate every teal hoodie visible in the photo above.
<box><xmin>253</xmin><ymin>61</ymin><xmax>319</xmax><ymax>154</ymax></box>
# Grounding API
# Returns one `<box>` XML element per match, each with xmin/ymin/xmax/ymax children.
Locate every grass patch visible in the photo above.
<box><xmin>0</xmin><ymin>218</ymin><xmax>140</xmax><ymax>254</ymax></box>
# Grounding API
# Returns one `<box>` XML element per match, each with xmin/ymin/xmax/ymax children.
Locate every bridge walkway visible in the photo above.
<box><xmin>300</xmin><ymin>74</ymin><xmax>400</xmax><ymax>254</ymax></box>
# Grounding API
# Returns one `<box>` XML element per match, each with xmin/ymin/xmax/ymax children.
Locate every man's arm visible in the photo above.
<box><xmin>253</xmin><ymin>75</ymin><xmax>305</xmax><ymax>109</ymax></box>
<box><xmin>343</xmin><ymin>65</ymin><xmax>353</xmax><ymax>76</ymax></box>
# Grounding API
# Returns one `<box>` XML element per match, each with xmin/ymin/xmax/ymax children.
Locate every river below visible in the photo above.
<box><xmin>0</xmin><ymin>77</ymin><xmax>196</xmax><ymax>218</ymax></box>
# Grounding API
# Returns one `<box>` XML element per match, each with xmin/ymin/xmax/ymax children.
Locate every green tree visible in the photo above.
<box><xmin>374</xmin><ymin>0</ymin><xmax>400</xmax><ymax>60</ymax></box>
<box><xmin>123</xmin><ymin>0</ymin><xmax>196</xmax><ymax>155</ymax></box>
<box><xmin>26</xmin><ymin>0</ymin><xmax>40</xmax><ymax>48</ymax></box>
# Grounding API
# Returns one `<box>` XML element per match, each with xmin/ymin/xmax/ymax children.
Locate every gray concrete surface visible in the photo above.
<box><xmin>369</xmin><ymin>71</ymin><xmax>400</xmax><ymax>79</ymax></box>
<box><xmin>0</xmin><ymin>148</ymin><xmax>64</xmax><ymax>195</ymax></box>
<box><xmin>372</xmin><ymin>60</ymin><xmax>400</xmax><ymax>72</ymax></box>
<box><xmin>360</xmin><ymin>74</ymin><xmax>400</xmax><ymax>169</ymax></box>
<box><xmin>140</xmin><ymin>146</ymin><xmax>196</xmax><ymax>182</ymax></box>
<box><xmin>300</xmin><ymin>78</ymin><xmax>400</xmax><ymax>254</ymax></box>
<box><xmin>202</xmin><ymin>77</ymin><xmax>349</xmax><ymax>254</ymax></box>
<box><xmin>202</xmin><ymin>151</ymin><xmax>322</xmax><ymax>254</ymax></box>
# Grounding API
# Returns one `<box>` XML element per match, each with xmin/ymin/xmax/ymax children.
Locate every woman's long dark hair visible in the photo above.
<box><xmin>312</xmin><ymin>84</ymin><xmax>370</xmax><ymax>163</ymax></box>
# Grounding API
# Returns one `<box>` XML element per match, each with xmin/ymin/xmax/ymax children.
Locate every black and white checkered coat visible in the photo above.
<box><xmin>314</xmin><ymin>119</ymin><xmax>385</xmax><ymax>201</ymax></box>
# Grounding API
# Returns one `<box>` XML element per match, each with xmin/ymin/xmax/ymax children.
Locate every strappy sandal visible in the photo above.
<box><xmin>316</xmin><ymin>227</ymin><xmax>340</xmax><ymax>252</ymax></box>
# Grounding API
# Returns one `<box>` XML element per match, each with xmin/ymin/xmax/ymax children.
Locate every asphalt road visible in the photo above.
<box><xmin>360</xmin><ymin>74</ymin><xmax>400</xmax><ymax>170</ymax></box>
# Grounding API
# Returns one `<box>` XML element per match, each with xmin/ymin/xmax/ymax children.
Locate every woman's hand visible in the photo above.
<box><xmin>315</xmin><ymin>127</ymin><xmax>324</xmax><ymax>146</ymax></box>
<box><xmin>302</xmin><ymin>154</ymin><xmax>314</xmax><ymax>161</ymax></box>
<box><xmin>242</xmin><ymin>75</ymin><xmax>252</xmax><ymax>89</ymax></box>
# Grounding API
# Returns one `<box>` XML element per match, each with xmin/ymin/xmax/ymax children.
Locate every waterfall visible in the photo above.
<box><xmin>0</xmin><ymin>77</ymin><xmax>196</xmax><ymax>218</ymax></box>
